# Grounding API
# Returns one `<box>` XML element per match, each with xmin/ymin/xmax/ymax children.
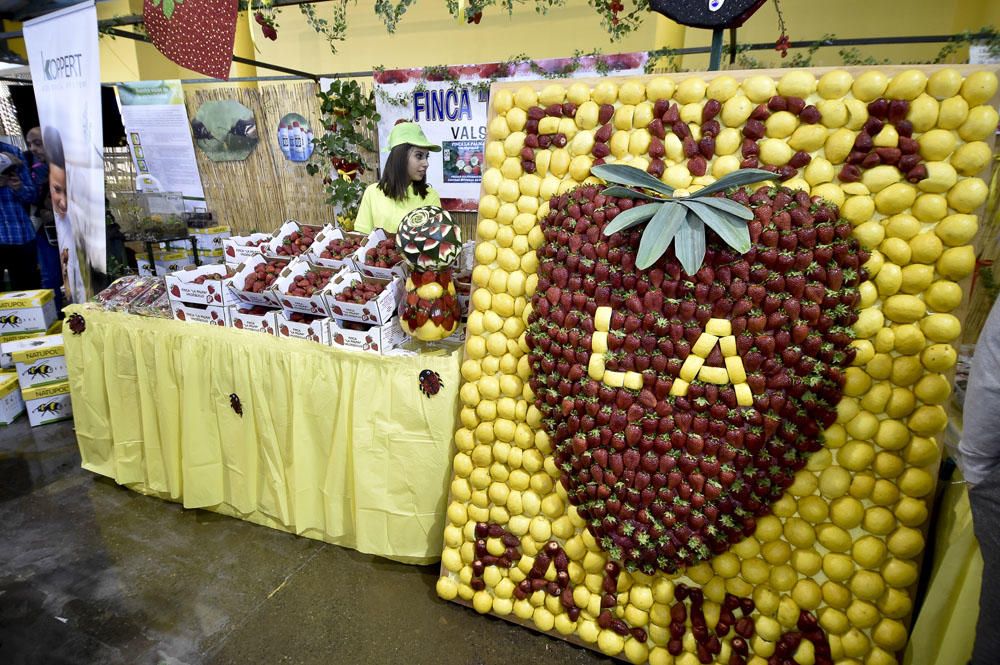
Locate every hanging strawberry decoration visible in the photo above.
<box><xmin>527</xmin><ymin>165</ymin><xmax>868</xmax><ymax>574</ymax></box>
<box><xmin>143</xmin><ymin>0</ymin><xmax>239</xmax><ymax>80</ymax></box>
<box><xmin>397</xmin><ymin>206</ymin><xmax>463</xmax><ymax>341</ymax></box>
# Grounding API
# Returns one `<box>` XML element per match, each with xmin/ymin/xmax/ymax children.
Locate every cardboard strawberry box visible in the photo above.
<box><xmin>352</xmin><ymin>229</ymin><xmax>407</xmax><ymax>281</ymax></box>
<box><xmin>170</xmin><ymin>300</ymin><xmax>229</xmax><ymax>326</ymax></box>
<box><xmin>228</xmin><ymin>305</ymin><xmax>278</xmax><ymax>335</ymax></box>
<box><xmin>271</xmin><ymin>258</ymin><xmax>339</xmax><ymax>317</ymax></box>
<box><xmin>325</xmin><ymin>271</ymin><xmax>403</xmax><ymax>325</ymax></box>
<box><xmin>262</xmin><ymin>220</ymin><xmax>327</xmax><ymax>260</ymax></box>
<box><xmin>329</xmin><ymin>317</ymin><xmax>407</xmax><ymax>354</ymax></box>
<box><xmin>276</xmin><ymin>309</ymin><xmax>329</xmax><ymax>344</ymax></box>
<box><xmin>227</xmin><ymin>255</ymin><xmax>291</xmax><ymax>307</ymax></box>
<box><xmin>223</xmin><ymin>233</ymin><xmax>271</xmax><ymax>265</ymax></box>
<box><xmin>165</xmin><ymin>264</ymin><xmax>237</xmax><ymax>306</ymax></box>
<box><xmin>308</xmin><ymin>227</ymin><xmax>367</xmax><ymax>271</ymax></box>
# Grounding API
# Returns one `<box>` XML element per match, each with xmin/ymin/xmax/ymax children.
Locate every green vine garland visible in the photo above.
<box><xmin>305</xmin><ymin>79</ymin><xmax>380</xmax><ymax>228</ymax></box>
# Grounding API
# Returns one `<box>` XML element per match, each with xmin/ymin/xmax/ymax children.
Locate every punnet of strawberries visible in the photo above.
<box><xmin>527</xmin><ymin>166</ymin><xmax>868</xmax><ymax>575</ymax></box>
<box><xmin>191</xmin><ymin>268</ymin><xmax>234</xmax><ymax>285</ymax></box>
<box><xmin>284</xmin><ymin>268</ymin><xmax>335</xmax><ymax>297</ymax></box>
<box><xmin>241</xmin><ymin>260</ymin><xmax>288</xmax><ymax>292</ymax></box>
<box><xmin>276</xmin><ymin>226</ymin><xmax>319</xmax><ymax>257</ymax></box>
<box><xmin>364</xmin><ymin>238</ymin><xmax>403</xmax><ymax>268</ymax></box>
<box><xmin>288</xmin><ymin>311</ymin><xmax>324</xmax><ymax>323</ymax></box>
<box><xmin>321</xmin><ymin>236</ymin><xmax>364</xmax><ymax>260</ymax></box>
<box><xmin>334</xmin><ymin>280</ymin><xmax>385</xmax><ymax>303</ymax></box>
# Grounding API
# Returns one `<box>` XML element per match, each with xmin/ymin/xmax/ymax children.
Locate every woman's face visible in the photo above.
<box><xmin>50</xmin><ymin>164</ymin><xmax>67</xmax><ymax>216</ymax></box>
<box><xmin>26</xmin><ymin>128</ymin><xmax>45</xmax><ymax>162</ymax></box>
<box><xmin>407</xmin><ymin>147</ymin><xmax>429</xmax><ymax>183</ymax></box>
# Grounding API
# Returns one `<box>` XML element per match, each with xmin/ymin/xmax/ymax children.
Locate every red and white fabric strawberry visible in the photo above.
<box><xmin>143</xmin><ymin>0</ymin><xmax>238</xmax><ymax>80</ymax></box>
<box><xmin>527</xmin><ymin>166</ymin><xmax>868</xmax><ymax>575</ymax></box>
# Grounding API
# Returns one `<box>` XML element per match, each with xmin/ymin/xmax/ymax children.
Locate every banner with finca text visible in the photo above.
<box><xmin>371</xmin><ymin>53</ymin><xmax>648</xmax><ymax>211</ymax></box>
<box><xmin>24</xmin><ymin>1</ymin><xmax>105</xmax><ymax>303</ymax></box>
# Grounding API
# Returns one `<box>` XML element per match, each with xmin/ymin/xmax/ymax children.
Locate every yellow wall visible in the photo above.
<box><xmin>679</xmin><ymin>0</ymin><xmax>1000</xmax><ymax>71</ymax></box>
<box><xmin>95</xmin><ymin>0</ymin><xmax>997</xmax><ymax>84</ymax></box>
<box><xmin>249</xmin><ymin>1</ymin><xmax>660</xmax><ymax>76</ymax></box>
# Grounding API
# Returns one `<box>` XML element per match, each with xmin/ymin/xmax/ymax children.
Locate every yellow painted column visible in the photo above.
<box><xmin>652</xmin><ymin>15</ymin><xmax>687</xmax><ymax>70</ymax></box>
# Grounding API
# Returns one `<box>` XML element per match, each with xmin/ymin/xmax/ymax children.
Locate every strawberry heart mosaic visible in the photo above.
<box><xmin>527</xmin><ymin>165</ymin><xmax>867</xmax><ymax>575</ymax></box>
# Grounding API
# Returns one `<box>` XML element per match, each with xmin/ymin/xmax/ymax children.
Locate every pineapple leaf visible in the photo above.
<box><xmin>684</xmin><ymin>195</ymin><xmax>755</xmax><ymax>221</ymax></box>
<box><xmin>675</xmin><ymin>212</ymin><xmax>707</xmax><ymax>276</ymax></box>
<box><xmin>601</xmin><ymin>185</ymin><xmax>666</xmax><ymax>201</ymax></box>
<box><xmin>602</xmin><ymin>202</ymin><xmax>659</xmax><ymax>236</ymax></box>
<box><xmin>636</xmin><ymin>203</ymin><xmax>686</xmax><ymax>270</ymax></box>
<box><xmin>677</xmin><ymin>199</ymin><xmax>752</xmax><ymax>254</ymax></box>
<box><xmin>592</xmin><ymin>163</ymin><xmax>675</xmax><ymax>198</ymax></box>
<box><xmin>689</xmin><ymin>168</ymin><xmax>774</xmax><ymax>197</ymax></box>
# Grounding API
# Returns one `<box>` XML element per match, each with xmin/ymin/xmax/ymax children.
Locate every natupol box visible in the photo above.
<box><xmin>0</xmin><ymin>289</ymin><xmax>58</xmax><ymax>336</ymax></box>
<box><xmin>5</xmin><ymin>334</ymin><xmax>67</xmax><ymax>388</ymax></box>
<box><xmin>22</xmin><ymin>381</ymin><xmax>72</xmax><ymax>427</ymax></box>
<box><xmin>0</xmin><ymin>373</ymin><xmax>24</xmax><ymax>425</ymax></box>
<box><xmin>0</xmin><ymin>320</ymin><xmax>61</xmax><ymax>369</ymax></box>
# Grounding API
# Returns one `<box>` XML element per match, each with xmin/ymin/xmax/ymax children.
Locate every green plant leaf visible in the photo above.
<box><xmin>691</xmin><ymin>168</ymin><xmax>775</xmax><ymax>197</ymax></box>
<box><xmin>591</xmin><ymin>163</ymin><xmax>675</xmax><ymax>198</ymax></box>
<box><xmin>684</xmin><ymin>195</ymin><xmax>754</xmax><ymax>221</ymax></box>
<box><xmin>601</xmin><ymin>186</ymin><xmax>666</xmax><ymax>201</ymax></box>
<box><xmin>674</xmin><ymin>212</ymin><xmax>707</xmax><ymax>276</ymax></box>
<box><xmin>636</xmin><ymin>203</ymin><xmax>687</xmax><ymax>270</ymax></box>
<box><xmin>602</xmin><ymin>202</ymin><xmax>660</xmax><ymax>236</ymax></box>
<box><xmin>679</xmin><ymin>200</ymin><xmax>751</xmax><ymax>254</ymax></box>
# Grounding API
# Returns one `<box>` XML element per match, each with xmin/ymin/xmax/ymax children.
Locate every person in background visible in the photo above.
<box><xmin>25</xmin><ymin>127</ymin><xmax>63</xmax><ymax>309</ymax></box>
<box><xmin>353</xmin><ymin>121</ymin><xmax>442</xmax><ymax>234</ymax></box>
<box><xmin>0</xmin><ymin>139</ymin><xmax>39</xmax><ymax>290</ymax></box>
<box><xmin>958</xmin><ymin>297</ymin><xmax>1000</xmax><ymax>665</ymax></box>
<box><xmin>43</xmin><ymin>127</ymin><xmax>84</xmax><ymax>304</ymax></box>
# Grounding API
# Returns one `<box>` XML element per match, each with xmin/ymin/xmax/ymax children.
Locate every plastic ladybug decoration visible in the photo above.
<box><xmin>230</xmin><ymin>393</ymin><xmax>243</xmax><ymax>417</ymax></box>
<box><xmin>418</xmin><ymin>369</ymin><xmax>443</xmax><ymax>397</ymax></box>
<box><xmin>67</xmin><ymin>313</ymin><xmax>86</xmax><ymax>335</ymax></box>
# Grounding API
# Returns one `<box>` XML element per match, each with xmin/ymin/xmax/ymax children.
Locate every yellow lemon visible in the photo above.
<box><xmin>927</xmin><ymin>68</ymin><xmax>963</xmax><ymax>99</ymax></box>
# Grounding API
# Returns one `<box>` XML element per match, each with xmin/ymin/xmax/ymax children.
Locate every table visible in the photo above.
<box><xmin>62</xmin><ymin>305</ymin><xmax>462</xmax><ymax>565</ymax></box>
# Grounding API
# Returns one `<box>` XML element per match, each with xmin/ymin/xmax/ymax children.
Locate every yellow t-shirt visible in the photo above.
<box><xmin>353</xmin><ymin>182</ymin><xmax>442</xmax><ymax>234</ymax></box>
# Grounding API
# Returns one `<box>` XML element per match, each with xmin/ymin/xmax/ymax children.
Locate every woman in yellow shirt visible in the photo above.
<box><xmin>353</xmin><ymin>122</ymin><xmax>442</xmax><ymax>234</ymax></box>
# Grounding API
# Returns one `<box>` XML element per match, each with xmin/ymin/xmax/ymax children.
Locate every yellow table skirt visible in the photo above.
<box><xmin>63</xmin><ymin>305</ymin><xmax>461</xmax><ymax>565</ymax></box>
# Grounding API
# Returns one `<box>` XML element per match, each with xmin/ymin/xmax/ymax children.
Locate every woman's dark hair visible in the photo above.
<box><xmin>378</xmin><ymin>143</ymin><xmax>429</xmax><ymax>201</ymax></box>
<box><xmin>42</xmin><ymin>126</ymin><xmax>64</xmax><ymax>169</ymax></box>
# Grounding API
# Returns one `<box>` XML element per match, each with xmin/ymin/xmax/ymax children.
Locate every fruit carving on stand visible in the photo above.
<box><xmin>397</xmin><ymin>205</ymin><xmax>464</xmax><ymax>341</ymax></box>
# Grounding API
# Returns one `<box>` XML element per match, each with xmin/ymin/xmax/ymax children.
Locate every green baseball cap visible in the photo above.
<box><xmin>386</xmin><ymin>122</ymin><xmax>441</xmax><ymax>152</ymax></box>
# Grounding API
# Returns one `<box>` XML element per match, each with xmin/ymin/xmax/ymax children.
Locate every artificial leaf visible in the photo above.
<box><xmin>636</xmin><ymin>203</ymin><xmax>686</xmax><ymax>270</ymax></box>
<box><xmin>685</xmin><ymin>195</ymin><xmax>755</xmax><ymax>220</ymax></box>
<box><xmin>601</xmin><ymin>202</ymin><xmax>659</xmax><ymax>236</ymax></box>
<box><xmin>674</xmin><ymin>212</ymin><xmax>707</xmax><ymax>276</ymax></box>
<box><xmin>691</xmin><ymin>168</ymin><xmax>774</xmax><ymax>197</ymax></box>
<box><xmin>680</xmin><ymin>200</ymin><xmax>751</xmax><ymax>254</ymax></box>
<box><xmin>601</xmin><ymin>186</ymin><xmax>665</xmax><ymax>201</ymax></box>
<box><xmin>592</xmin><ymin>163</ymin><xmax>675</xmax><ymax>198</ymax></box>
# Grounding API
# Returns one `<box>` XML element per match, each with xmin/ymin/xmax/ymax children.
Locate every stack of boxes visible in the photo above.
<box><xmin>165</xmin><ymin>221</ymin><xmax>423</xmax><ymax>354</ymax></box>
<box><xmin>0</xmin><ymin>289</ymin><xmax>67</xmax><ymax>426</ymax></box>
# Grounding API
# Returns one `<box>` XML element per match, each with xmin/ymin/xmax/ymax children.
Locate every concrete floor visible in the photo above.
<box><xmin>0</xmin><ymin>419</ymin><xmax>615</xmax><ymax>665</ymax></box>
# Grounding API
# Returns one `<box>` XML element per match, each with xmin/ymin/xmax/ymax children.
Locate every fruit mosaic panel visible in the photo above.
<box><xmin>436</xmin><ymin>66</ymin><xmax>999</xmax><ymax>665</ymax></box>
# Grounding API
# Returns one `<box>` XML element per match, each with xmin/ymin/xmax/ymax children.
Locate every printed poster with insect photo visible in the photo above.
<box><xmin>369</xmin><ymin>53</ymin><xmax>648</xmax><ymax>211</ymax></box>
